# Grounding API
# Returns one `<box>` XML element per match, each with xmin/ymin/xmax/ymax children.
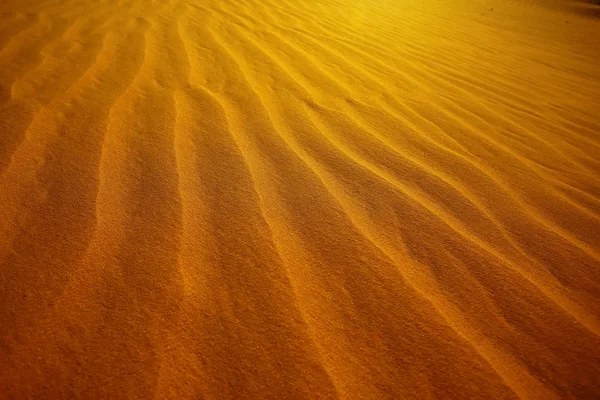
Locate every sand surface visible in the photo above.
<box><xmin>1</xmin><ymin>0</ymin><xmax>600</xmax><ymax>398</ymax></box>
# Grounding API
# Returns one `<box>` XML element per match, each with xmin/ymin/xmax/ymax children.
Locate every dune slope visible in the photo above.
<box><xmin>1</xmin><ymin>0</ymin><xmax>599</xmax><ymax>398</ymax></box>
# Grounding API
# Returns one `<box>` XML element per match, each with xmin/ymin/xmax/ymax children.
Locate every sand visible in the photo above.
<box><xmin>0</xmin><ymin>0</ymin><xmax>599</xmax><ymax>398</ymax></box>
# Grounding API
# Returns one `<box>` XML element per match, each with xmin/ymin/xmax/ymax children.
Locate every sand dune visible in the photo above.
<box><xmin>1</xmin><ymin>0</ymin><xmax>599</xmax><ymax>398</ymax></box>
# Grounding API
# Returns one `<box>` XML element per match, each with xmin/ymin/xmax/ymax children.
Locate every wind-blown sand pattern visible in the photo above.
<box><xmin>1</xmin><ymin>0</ymin><xmax>600</xmax><ymax>398</ymax></box>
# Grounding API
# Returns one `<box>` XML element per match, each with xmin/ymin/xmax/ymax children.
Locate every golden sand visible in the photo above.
<box><xmin>1</xmin><ymin>0</ymin><xmax>599</xmax><ymax>398</ymax></box>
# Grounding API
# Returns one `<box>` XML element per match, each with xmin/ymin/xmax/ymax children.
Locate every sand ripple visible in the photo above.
<box><xmin>1</xmin><ymin>0</ymin><xmax>599</xmax><ymax>398</ymax></box>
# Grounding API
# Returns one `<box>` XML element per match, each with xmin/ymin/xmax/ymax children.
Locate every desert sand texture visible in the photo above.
<box><xmin>1</xmin><ymin>0</ymin><xmax>600</xmax><ymax>398</ymax></box>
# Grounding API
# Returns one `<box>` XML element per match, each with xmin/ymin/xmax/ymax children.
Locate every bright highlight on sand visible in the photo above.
<box><xmin>1</xmin><ymin>0</ymin><xmax>599</xmax><ymax>398</ymax></box>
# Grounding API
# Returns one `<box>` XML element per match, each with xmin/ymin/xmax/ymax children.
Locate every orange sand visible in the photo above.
<box><xmin>1</xmin><ymin>0</ymin><xmax>600</xmax><ymax>398</ymax></box>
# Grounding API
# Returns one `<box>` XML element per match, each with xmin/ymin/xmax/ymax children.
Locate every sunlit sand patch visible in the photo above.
<box><xmin>0</xmin><ymin>0</ymin><xmax>599</xmax><ymax>398</ymax></box>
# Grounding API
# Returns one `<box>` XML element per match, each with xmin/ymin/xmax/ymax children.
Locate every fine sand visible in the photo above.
<box><xmin>1</xmin><ymin>0</ymin><xmax>600</xmax><ymax>398</ymax></box>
